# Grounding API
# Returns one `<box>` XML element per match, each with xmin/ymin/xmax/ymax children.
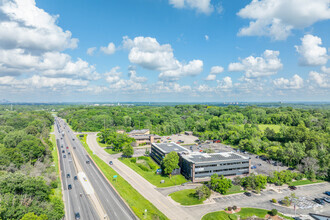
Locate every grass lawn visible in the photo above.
<box><xmin>97</xmin><ymin>137</ymin><xmax>121</xmax><ymax>154</ymax></box>
<box><xmin>78</xmin><ymin>135</ymin><xmax>168</xmax><ymax>220</ymax></box>
<box><xmin>258</xmin><ymin>124</ymin><xmax>282</xmax><ymax>133</ymax></box>
<box><xmin>119</xmin><ymin>157</ymin><xmax>187</xmax><ymax>188</ymax></box>
<box><xmin>50</xmin><ymin>132</ymin><xmax>63</xmax><ymax>199</ymax></box>
<box><xmin>290</xmin><ymin>179</ymin><xmax>324</xmax><ymax>186</ymax></box>
<box><xmin>223</xmin><ymin>185</ymin><xmax>246</xmax><ymax>195</ymax></box>
<box><xmin>202</xmin><ymin>208</ymin><xmax>293</xmax><ymax>220</ymax></box>
<box><xmin>169</xmin><ymin>189</ymin><xmax>205</xmax><ymax>206</ymax></box>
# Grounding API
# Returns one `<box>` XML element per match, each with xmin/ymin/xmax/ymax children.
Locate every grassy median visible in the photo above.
<box><xmin>120</xmin><ymin>157</ymin><xmax>187</xmax><ymax>188</ymax></box>
<box><xmin>290</xmin><ymin>179</ymin><xmax>324</xmax><ymax>186</ymax></box>
<box><xmin>78</xmin><ymin>135</ymin><xmax>168</xmax><ymax>220</ymax></box>
<box><xmin>169</xmin><ymin>189</ymin><xmax>205</xmax><ymax>206</ymax></box>
<box><xmin>50</xmin><ymin>130</ymin><xmax>63</xmax><ymax>200</ymax></box>
<box><xmin>202</xmin><ymin>208</ymin><xmax>294</xmax><ymax>220</ymax></box>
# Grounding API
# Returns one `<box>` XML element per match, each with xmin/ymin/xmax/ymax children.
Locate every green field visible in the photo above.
<box><xmin>120</xmin><ymin>157</ymin><xmax>187</xmax><ymax>188</ymax></box>
<box><xmin>97</xmin><ymin>137</ymin><xmax>121</xmax><ymax>154</ymax></box>
<box><xmin>290</xmin><ymin>179</ymin><xmax>324</xmax><ymax>186</ymax></box>
<box><xmin>258</xmin><ymin>124</ymin><xmax>282</xmax><ymax>132</ymax></box>
<box><xmin>224</xmin><ymin>185</ymin><xmax>246</xmax><ymax>195</ymax></box>
<box><xmin>169</xmin><ymin>189</ymin><xmax>205</xmax><ymax>206</ymax></box>
<box><xmin>78</xmin><ymin>135</ymin><xmax>168</xmax><ymax>220</ymax></box>
<box><xmin>202</xmin><ymin>208</ymin><xmax>293</xmax><ymax>220</ymax></box>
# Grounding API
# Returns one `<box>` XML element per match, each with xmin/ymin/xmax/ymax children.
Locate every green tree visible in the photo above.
<box><xmin>210</xmin><ymin>174</ymin><xmax>232</xmax><ymax>194</ymax></box>
<box><xmin>122</xmin><ymin>144</ymin><xmax>134</xmax><ymax>157</ymax></box>
<box><xmin>162</xmin><ymin>151</ymin><xmax>179</xmax><ymax>176</ymax></box>
<box><xmin>195</xmin><ymin>185</ymin><xmax>211</xmax><ymax>200</ymax></box>
<box><xmin>21</xmin><ymin>212</ymin><xmax>48</xmax><ymax>220</ymax></box>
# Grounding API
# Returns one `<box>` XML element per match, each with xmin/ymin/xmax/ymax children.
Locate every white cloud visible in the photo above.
<box><xmin>128</xmin><ymin>70</ymin><xmax>147</xmax><ymax>83</ymax></box>
<box><xmin>87</xmin><ymin>47</ymin><xmax>96</xmax><ymax>56</ymax></box>
<box><xmin>77</xmin><ymin>86</ymin><xmax>109</xmax><ymax>94</ymax></box>
<box><xmin>273</xmin><ymin>74</ymin><xmax>304</xmax><ymax>89</ymax></box>
<box><xmin>321</xmin><ymin>66</ymin><xmax>330</xmax><ymax>74</ymax></box>
<box><xmin>309</xmin><ymin>71</ymin><xmax>329</xmax><ymax>88</ymax></box>
<box><xmin>105</xmin><ymin>66</ymin><xmax>122</xmax><ymax>84</ymax></box>
<box><xmin>100</xmin><ymin>42</ymin><xmax>116</xmax><ymax>55</ymax></box>
<box><xmin>0</xmin><ymin>0</ymin><xmax>78</xmax><ymax>51</ymax></box>
<box><xmin>153</xmin><ymin>81</ymin><xmax>191</xmax><ymax>93</ymax></box>
<box><xmin>228</xmin><ymin>50</ymin><xmax>282</xmax><ymax>78</ymax></box>
<box><xmin>205</xmin><ymin>74</ymin><xmax>216</xmax><ymax>81</ymax></box>
<box><xmin>123</xmin><ymin>36</ymin><xmax>203</xmax><ymax>81</ymax></box>
<box><xmin>217</xmin><ymin>76</ymin><xmax>233</xmax><ymax>89</ymax></box>
<box><xmin>169</xmin><ymin>0</ymin><xmax>213</xmax><ymax>14</ymax></box>
<box><xmin>197</xmin><ymin>84</ymin><xmax>214</xmax><ymax>92</ymax></box>
<box><xmin>210</xmin><ymin>66</ymin><xmax>224</xmax><ymax>74</ymax></box>
<box><xmin>237</xmin><ymin>0</ymin><xmax>330</xmax><ymax>40</ymax></box>
<box><xmin>295</xmin><ymin>34</ymin><xmax>328</xmax><ymax>66</ymax></box>
<box><xmin>205</xmin><ymin>35</ymin><xmax>209</xmax><ymax>41</ymax></box>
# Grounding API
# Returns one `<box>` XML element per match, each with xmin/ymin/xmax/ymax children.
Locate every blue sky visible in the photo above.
<box><xmin>0</xmin><ymin>0</ymin><xmax>329</xmax><ymax>102</ymax></box>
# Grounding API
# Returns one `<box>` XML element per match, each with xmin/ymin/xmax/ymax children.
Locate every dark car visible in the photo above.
<box><xmin>86</xmin><ymin>160</ymin><xmax>90</xmax><ymax>164</ymax></box>
<box><xmin>289</xmin><ymin>186</ymin><xmax>297</xmax><ymax>190</ymax></box>
<box><xmin>62</xmin><ymin>150</ymin><xmax>65</xmax><ymax>153</ymax></box>
<box><xmin>325</xmin><ymin>191</ymin><xmax>330</xmax><ymax>196</ymax></box>
<box><xmin>244</xmin><ymin>192</ymin><xmax>252</xmax><ymax>197</ymax></box>
<box><xmin>75</xmin><ymin>212</ymin><xmax>80</xmax><ymax>219</ymax></box>
<box><xmin>287</xmin><ymin>167</ymin><xmax>295</xmax><ymax>171</ymax></box>
<box><xmin>109</xmin><ymin>161</ymin><xmax>113</xmax><ymax>165</ymax></box>
<box><xmin>63</xmin><ymin>155</ymin><xmax>66</xmax><ymax>158</ymax></box>
<box><xmin>67</xmin><ymin>174</ymin><xmax>70</xmax><ymax>178</ymax></box>
<box><xmin>68</xmin><ymin>152</ymin><xmax>71</xmax><ymax>155</ymax></box>
<box><xmin>72</xmin><ymin>138</ymin><xmax>75</xmax><ymax>141</ymax></box>
<box><xmin>315</xmin><ymin>198</ymin><xmax>325</xmax><ymax>205</ymax></box>
<box><xmin>61</xmin><ymin>145</ymin><xmax>63</xmax><ymax>148</ymax></box>
<box><xmin>74</xmin><ymin>176</ymin><xmax>78</xmax><ymax>180</ymax></box>
<box><xmin>68</xmin><ymin>184</ymin><xmax>72</xmax><ymax>190</ymax></box>
<box><xmin>73</xmin><ymin>147</ymin><xmax>76</xmax><ymax>149</ymax></box>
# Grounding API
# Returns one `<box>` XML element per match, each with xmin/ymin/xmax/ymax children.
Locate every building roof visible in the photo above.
<box><xmin>130</xmin><ymin>134</ymin><xmax>161</xmax><ymax>140</ymax></box>
<box><xmin>182</xmin><ymin>152</ymin><xmax>249</xmax><ymax>164</ymax></box>
<box><xmin>152</xmin><ymin>142</ymin><xmax>189</xmax><ymax>154</ymax></box>
<box><xmin>128</xmin><ymin>129</ymin><xmax>149</xmax><ymax>135</ymax></box>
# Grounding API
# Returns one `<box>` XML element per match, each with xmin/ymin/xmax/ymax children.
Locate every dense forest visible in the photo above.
<box><xmin>0</xmin><ymin>109</ymin><xmax>64</xmax><ymax>219</ymax></box>
<box><xmin>59</xmin><ymin>105</ymin><xmax>330</xmax><ymax>180</ymax></box>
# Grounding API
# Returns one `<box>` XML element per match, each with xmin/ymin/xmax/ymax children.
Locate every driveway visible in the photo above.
<box><xmin>87</xmin><ymin>133</ymin><xmax>194</xmax><ymax>220</ymax></box>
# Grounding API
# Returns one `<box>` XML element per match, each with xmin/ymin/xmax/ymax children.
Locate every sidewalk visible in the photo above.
<box><xmin>86</xmin><ymin>133</ymin><xmax>195</xmax><ymax>220</ymax></box>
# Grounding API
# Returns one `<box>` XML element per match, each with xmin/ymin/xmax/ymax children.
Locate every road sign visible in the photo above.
<box><xmin>113</xmin><ymin>175</ymin><xmax>117</xmax><ymax>178</ymax></box>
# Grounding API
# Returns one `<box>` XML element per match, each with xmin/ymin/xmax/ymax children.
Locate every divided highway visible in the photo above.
<box><xmin>55</xmin><ymin>118</ymin><xmax>136</xmax><ymax>220</ymax></box>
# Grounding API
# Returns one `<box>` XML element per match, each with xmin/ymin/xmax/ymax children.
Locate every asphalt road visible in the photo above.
<box><xmin>57</xmin><ymin>118</ymin><xmax>136</xmax><ymax>220</ymax></box>
<box><xmin>55</xmin><ymin>119</ymin><xmax>98</xmax><ymax>220</ymax></box>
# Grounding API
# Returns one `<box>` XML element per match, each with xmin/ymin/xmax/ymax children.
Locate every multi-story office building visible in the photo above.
<box><xmin>150</xmin><ymin>142</ymin><xmax>189</xmax><ymax>164</ymax></box>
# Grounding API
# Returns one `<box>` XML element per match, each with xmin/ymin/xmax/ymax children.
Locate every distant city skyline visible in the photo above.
<box><xmin>0</xmin><ymin>0</ymin><xmax>329</xmax><ymax>102</ymax></box>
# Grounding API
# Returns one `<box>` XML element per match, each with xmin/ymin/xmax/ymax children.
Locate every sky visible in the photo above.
<box><xmin>0</xmin><ymin>0</ymin><xmax>329</xmax><ymax>103</ymax></box>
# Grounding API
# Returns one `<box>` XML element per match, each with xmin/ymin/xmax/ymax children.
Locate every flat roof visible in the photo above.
<box><xmin>128</xmin><ymin>129</ymin><xmax>149</xmax><ymax>135</ymax></box>
<box><xmin>152</xmin><ymin>142</ymin><xmax>189</xmax><ymax>154</ymax></box>
<box><xmin>130</xmin><ymin>134</ymin><xmax>161</xmax><ymax>140</ymax></box>
<box><xmin>182</xmin><ymin>152</ymin><xmax>249</xmax><ymax>164</ymax></box>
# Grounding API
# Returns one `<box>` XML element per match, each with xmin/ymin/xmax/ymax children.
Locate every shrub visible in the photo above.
<box><xmin>295</xmin><ymin>173</ymin><xmax>304</xmax><ymax>180</ymax></box>
<box><xmin>228</xmin><ymin>207</ymin><xmax>232</xmax><ymax>211</ymax></box>
<box><xmin>147</xmin><ymin>161</ymin><xmax>157</xmax><ymax>170</ymax></box>
<box><xmin>195</xmin><ymin>185</ymin><xmax>211</xmax><ymax>200</ymax></box>
<box><xmin>130</xmin><ymin>158</ymin><xmax>136</xmax><ymax>163</ymax></box>
<box><xmin>232</xmin><ymin>205</ymin><xmax>237</xmax><ymax>210</ymax></box>
<box><xmin>138</xmin><ymin>156</ymin><xmax>148</xmax><ymax>160</ymax></box>
<box><xmin>271</xmin><ymin>198</ymin><xmax>277</xmax><ymax>203</ymax></box>
<box><xmin>270</xmin><ymin>209</ymin><xmax>278</xmax><ymax>216</ymax></box>
<box><xmin>137</xmin><ymin>163</ymin><xmax>149</xmax><ymax>171</ymax></box>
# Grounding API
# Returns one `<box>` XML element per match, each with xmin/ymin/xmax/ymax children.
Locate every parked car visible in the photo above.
<box><xmin>73</xmin><ymin>147</ymin><xmax>76</xmax><ymax>149</ymax></box>
<box><xmin>75</xmin><ymin>212</ymin><xmax>80</xmax><ymax>219</ymax></box>
<box><xmin>287</xmin><ymin>167</ymin><xmax>295</xmax><ymax>171</ymax></box>
<box><xmin>251</xmin><ymin>165</ymin><xmax>257</xmax><ymax>169</ymax></box>
<box><xmin>325</xmin><ymin>191</ymin><xmax>330</xmax><ymax>196</ymax></box>
<box><xmin>323</xmin><ymin>197</ymin><xmax>330</xmax><ymax>203</ymax></box>
<box><xmin>315</xmin><ymin>198</ymin><xmax>325</xmax><ymax>205</ymax></box>
<box><xmin>72</xmin><ymin>138</ymin><xmax>75</xmax><ymax>141</ymax></box>
<box><xmin>289</xmin><ymin>186</ymin><xmax>297</xmax><ymax>190</ymax></box>
<box><xmin>244</xmin><ymin>192</ymin><xmax>252</xmax><ymax>197</ymax></box>
<box><xmin>67</xmin><ymin>174</ymin><xmax>70</xmax><ymax>178</ymax></box>
<box><xmin>68</xmin><ymin>184</ymin><xmax>72</xmax><ymax>190</ymax></box>
<box><xmin>74</xmin><ymin>176</ymin><xmax>78</xmax><ymax>180</ymax></box>
<box><xmin>109</xmin><ymin>161</ymin><xmax>113</xmax><ymax>165</ymax></box>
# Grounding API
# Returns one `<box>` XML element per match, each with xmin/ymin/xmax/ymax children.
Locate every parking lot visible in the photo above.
<box><xmin>160</xmin><ymin>134</ymin><xmax>199</xmax><ymax>145</ymax></box>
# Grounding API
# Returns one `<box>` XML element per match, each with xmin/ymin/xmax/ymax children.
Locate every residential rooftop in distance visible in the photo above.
<box><xmin>128</xmin><ymin>129</ymin><xmax>150</xmax><ymax>135</ymax></box>
<box><xmin>182</xmin><ymin>152</ymin><xmax>249</xmax><ymax>164</ymax></box>
<box><xmin>152</xmin><ymin>142</ymin><xmax>190</xmax><ymax>154</ymax></box>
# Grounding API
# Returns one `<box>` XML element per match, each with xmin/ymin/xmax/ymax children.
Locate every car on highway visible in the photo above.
<box><xmin>73</xmin><ymin>146</ymin><xmax>76</xmax><ymax>149</ymax></box>
<box><xmin>315</xmin><ymin>198</ymin><xmax>325</xmax><ymax>205</ymax></box>
<box><xmin>325</xmin><ymin>191</ymin><xmax>330</xmax><ymax>196</ymax></box>
<box><xmin>323</xmin><ymin>197</ymin><xmax>330</xmax><ymax>203</ymax></box>
<box><xmin>66</xmin><ymin>147</ymin><xmax>69</xmax><ymax>149</ymax></box>
<box><xmin>68</xmin><ymin>184</ymin><xmax>72</xmax><ymax>190</ymax></box>
<box><xmin>72</xmin><ymin>138</ymin><xmax>75</xmax><ymax>141</ymax></box>
<box><xmin>74</xmin><ymin>176</ymin><xmax>78</xmax><ymax>180</ymax></box>
<box><xmin>109</xmin><ymin>161</ymin><xmax>113</xmax><ymax>165</ymax></box>
<box><xmin>63</xmin><ymin>155</ymin><xmax>66</xmax><ymax>158</ymax></box>
<box><xmin>75</xmin><ymin>212</ymin><xmax>80</xmax><ymax>219</ymax></box>
<box><xmin>244</xmin><ymin>192</ymin><xmax>252</xmax><ymax>197</ymax></box>
<box><xmin>67</xmin><ymin>174</ymin><xmax>70</xmax><ymax>178</ymax></box>
<box><xmin>68</xmin><ymin>152</ymin><xmax>71</xmax><ymax>155</ymax></box>
<box><xmin>289</xmin><ymin>186</ymin><xmax>297</xmax><ymax>190</ymax></box>
<box><xmin>62</xmin><ymin>150</ymin><xmax>65</xmax><ymax>153</ymax></box>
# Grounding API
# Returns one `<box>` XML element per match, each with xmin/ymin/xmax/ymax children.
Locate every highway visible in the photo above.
<box><xmin>56</xmin><ymin>118</ymin><xmax>136</xmax><ymax>220</ymax></box>
<box><xmin>55</xmin><ymin>118</ymin><xmax>98</xmax><ymax>220</ymax></box>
